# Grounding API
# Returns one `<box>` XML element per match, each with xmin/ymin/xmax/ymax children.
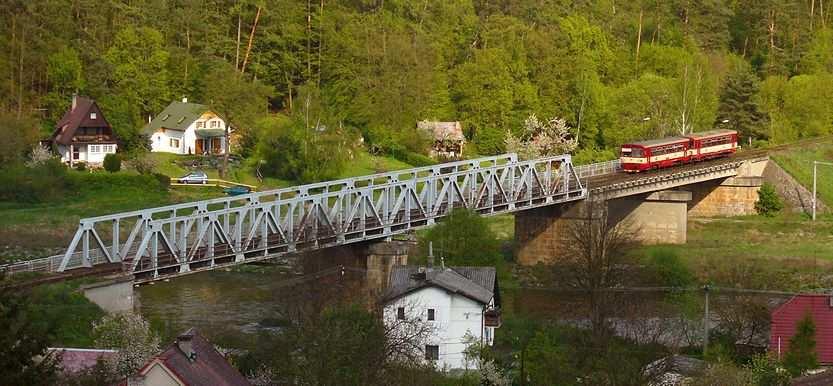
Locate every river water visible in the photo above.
<box><xmin>137</xmin><ymin>267</ymin><xmax>297</xmax><ymax>347</ymax></box>
<box><xmin>137</xmin><ymin>268</ymin><xmax>791</xmax><ymax>351</ymax></box>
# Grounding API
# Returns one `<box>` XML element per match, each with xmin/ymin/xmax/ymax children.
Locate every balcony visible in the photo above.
<box><xmin>73</xmin><ymin>135</ymin><xmax>115</xmax><ymax>143</ymax></box>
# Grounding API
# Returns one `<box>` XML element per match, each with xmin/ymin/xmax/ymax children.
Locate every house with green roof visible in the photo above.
<box><xmin>143</xmin><ymin>98</ymin><xmax>230</xmax><ymax>155</ymax></box>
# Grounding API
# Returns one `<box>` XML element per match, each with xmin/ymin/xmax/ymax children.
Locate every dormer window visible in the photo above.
<box><xmin>177</xmin><ymin>116</ymin><xmax>185</xmax><ymax>124</ymax></box>
<box><xmin>90</xmin><ymin>112</ymin><xmax>97</xmax><ymax>119</ymax></box>
<box><xmin>161</xmin><ymin>114</ymin><xmax>170</xmax><ymax>121</ymax></box>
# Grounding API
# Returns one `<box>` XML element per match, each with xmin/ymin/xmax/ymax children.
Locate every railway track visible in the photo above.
<box><xmin>584</xmin><ymin>148</ymin><xmax>770</xmax><ymax>192</ymax></box>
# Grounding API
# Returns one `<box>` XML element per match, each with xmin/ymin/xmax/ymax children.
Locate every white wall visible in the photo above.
<box><xmin>57</xmin><ymin>143</ymin><xmax>117</xmax><ymax>165</ymax></box>
<box><xmin>150</xmin><ymin>128</ymin><xmax>187</xmax><ymax>155</ymax></box>
<box><xmin>384</xmin><ymin>286</ymin><xmax>495</xmax><ymax>370</ymax></box>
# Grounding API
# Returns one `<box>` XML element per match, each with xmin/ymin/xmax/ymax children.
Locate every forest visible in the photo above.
<box><xmin>2</xmin><ymin>0</ymin><xmax>833</xmax><ymax>173</ymax></box>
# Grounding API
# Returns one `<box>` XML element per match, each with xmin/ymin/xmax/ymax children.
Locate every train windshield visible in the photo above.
<box><xmin>622</xmin><ymin>147</ymin><xmax>643</xmax><ymax>157</ymax></box>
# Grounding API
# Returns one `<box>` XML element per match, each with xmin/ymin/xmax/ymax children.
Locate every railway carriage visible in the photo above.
<box><xmin>620</xmin><ymin>129</ymin><xmax>738</xmax><ymax>172</ymax></box>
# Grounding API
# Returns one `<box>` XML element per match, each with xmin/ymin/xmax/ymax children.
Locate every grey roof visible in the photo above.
<box><xmin>143</xmin><ymin>101</ymin><xmax>211</xmax><ymax>134</ymax></box>
<box><xmin>624</xmin><ymin>136</ymin><xmax>689</xmax><ymax>148</ymax></box>
<box><xmin>643</xmin><ymin>355</ymin><xmax>706</xmax><ymax>379</ymax></box>
<box><xmin>385</xmin><ymin>265</ymin><xmax>496</xmax><ymax>304</ymax></box>
<box><xmin>686</xmin><ymin>129</ymin><xmax>736</xmax><ymax>139</ymax></box>
<box><xmin>417</xmin><ymin>121</ymin><xmax>465</xmax><ymax>142</ymax></box>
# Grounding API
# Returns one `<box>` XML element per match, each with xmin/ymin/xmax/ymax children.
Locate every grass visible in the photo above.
<box><xmin>771</xmin><ymin>137</ymin><xmax>833</xmax><ymax>208</ymax></box>
<box><xmin>631</xmin><ymin>212</ymin><xmax>833</xmax><ymax>291</ymax></box>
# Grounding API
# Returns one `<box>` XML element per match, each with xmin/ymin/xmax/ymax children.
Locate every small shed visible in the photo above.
<box><xmin>417</xmin><ymin>121</ymin><xmax>465</xmax><ymax>159</ymax></box>
<box><xmin>770</xmin><ymin>294</ymin><xmax>833</xmax><ymax>364</ymax></box>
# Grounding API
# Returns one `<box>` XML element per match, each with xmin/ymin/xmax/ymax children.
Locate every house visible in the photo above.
<box><xmin>47</xmin><ymin>95</ymin><xmax>118</xmax><ymax>166</ymax></box>
<box><xmin>642</xmin><ymin>355</ymin><xmax>706</xmax><ymax>386</ymax></box>
<box><xmin>48</xmin><ymin>347</ymin><xmax>117</xmax><ymax>375</ymax></box>
<box><xmin>770</xmin><ymin>294</ymin><xmax>833</xmax><ymax>364</ymax></box>
<box><xmin>383</xmin><ymin>264</ymin><xmax>500</xmax><ymax>370</ymax></box>
<box><xmin>417</xmin><ymin>121</ymin><xmax>465</xmax><ymax>159</ymax></box>
<box><xmin>144</xmin><ymin>98</ymin><xmax>229</xmax><ymax>155</ymax></box>
<box><xmin>123</xmin><ymin>328</ymin><xmax>249</xmax><ymax>386</ymax></box>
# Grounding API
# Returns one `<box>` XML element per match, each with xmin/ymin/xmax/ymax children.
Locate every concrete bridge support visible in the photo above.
<box><xmin>81</xmin><ymin>275</ymin><xmax>135</xmax><ymax>313</ymax></box>
<box><xmin>515</xmin><ymin>191</ymin><xmax>692</xmax><ymax>265</ymax></box>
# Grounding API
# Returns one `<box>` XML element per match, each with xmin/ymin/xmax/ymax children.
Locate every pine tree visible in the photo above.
<box><xmin>715</xmin><ymin>64</ymin><xmax>769</xmax><ymax>143</ymax></box>
<box><xmin>783</xmin><ymin>314</ymin><xmax>819</xmax><ymax>377</ymax></box>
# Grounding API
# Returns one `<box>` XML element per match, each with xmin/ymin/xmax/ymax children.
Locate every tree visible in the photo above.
<box><xmin>92</xmin><ymin>313</ymin><xmax>160</xmax><ymax>378</ymax></box>
<box><xmin>746</xmin><ymin>354</ymin><xmax>790</xmax><ymax>386</ymax></box>
<box><xmin>102</xmin><ymin>154</ymin><xmax>121</xmax><ymax>173</ymax></box>
<box><xmin>505</xmin><ymin>114</ymin><xmax>578</xmax><ymax>160</ymax></box>
<box><xmin>715</xmin><ymin>61</ymin><xmax>769</xmax><ymax>142</ymax></box>
<box><xmin>203</xmin><ymin>62</ymin><xmax>272</xmax><ymax>177</ymax></box>
<box><xmin>755</xmin><ymin>183</ymin><xmax>783</xmax><ymax>217</ymax></box>
<box><xmin>553</xmin><ymin>198</ymin><xmax>637</xmax><ymax>338</ymax></box>
<box><xmin>0</xmin><ymin>284</ymin><xmax>61</xmax><ymax>385</ymax></box>
<box><xmin>105</xmin><ymin>26</ymin><xmax>171</xmax><ymax>119</ymax></box>
<box><xmin>0</xmin><ymin>112</ymin><xmax>40</xmax><ymax>164</ymax></box>
<box><xmin>418</xmin><ymin>208</ymin><xmax>503</xmax><ymax>267</ymax></box>
<box><xmin>783</xmin><ymin>314</ymin><xmax>819</xmax><ymax>377</ymax></box>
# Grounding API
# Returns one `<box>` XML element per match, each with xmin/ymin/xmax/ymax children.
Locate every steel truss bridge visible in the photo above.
<box><xmin>11</xmin><ymin>153</ymin><xmax>594</xmax><ymax>282</ymax></box>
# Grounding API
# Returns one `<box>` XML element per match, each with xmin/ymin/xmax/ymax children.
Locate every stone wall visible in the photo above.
<box><xmin>763</xmin><ymin>160</ymin><xmax>829</xmax><ymax>214</ymax></box>
<box><xmin>687</xmin><ymin>177</ymin><xmax>762</xmax><ymax>217</ymax></box>
<box><xmin>609</xmin><ymin>191</ymin><xmax>691</xmax><ymax>244</ymax></box>
<box><xmin>514</xmin><ymin>203</ymin><xmax>583</xmax><ymax>266</ymax></box>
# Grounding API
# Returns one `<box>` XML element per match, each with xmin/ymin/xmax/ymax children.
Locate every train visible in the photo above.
<box><xmin>619</xmin><ymin>129</ymin><xmax>739</xmax><ymax>172</ymax></box>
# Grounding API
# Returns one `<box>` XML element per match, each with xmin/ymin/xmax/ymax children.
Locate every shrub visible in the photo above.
<box><xmin>647</xmin><ymin>248</ymin><xmax>694</xmax><ymax>287</ymax></box>
<box><xmin>129</xmin><ymin>152</ymin><xmax>157</xmax><ymax>175</ymax></box>
<box><xmin>103</xmin><ymin>153</ymin><xmax>121</xmax><ymax>172</ymax></box>
<box><xmin>0</xmin><ymin>159</ymin><xmax>71</xmax><ymax>203</ymax></box>
<box><xmin>152</xmin><ymin>172</ymin><xmax>171</xmax><ymax>188</ymax></box>
<box><xmin>258</xmin><ymin>116</ymin><xmax>353</xmax><ymax>183</ymax></box>
<box><xmin>25</xmin><ymin>145</ymin><xmax>54</xmax><ymax>168</ymax></box>
<box><xmin>755</xmin><ymin>183</ymin><xmax>783</xmax><ymax>217</ymax></box>
<box><xmin>783</xmin><ymin>314</ymin><xmax>819</xmax><ymax>377</ymax></box>
<box><xmin>418</xmin><ymin>208</ymin><xmax>502</xmax><ymax>266</ymax></box>
<box><xmin>74</xmin><ymin>161</ymin><xmax>87</xmax><ymax>172</ymax></box>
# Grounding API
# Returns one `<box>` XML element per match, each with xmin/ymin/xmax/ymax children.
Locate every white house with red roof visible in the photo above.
<box><xmin>47</xmin><ymin>95</ymin><xmax>118</xmax><ymax>166</ymax></box>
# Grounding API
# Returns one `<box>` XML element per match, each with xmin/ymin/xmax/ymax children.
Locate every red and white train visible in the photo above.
<box><xmin>619</xmin><ymin>129</ymin><xmax>739</xmax><ymax>172</ymax></box>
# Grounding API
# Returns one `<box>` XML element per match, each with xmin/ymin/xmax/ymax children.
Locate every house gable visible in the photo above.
<box><xmin>51</xmin><ymin>96</ymin><xmax>115</xmax><ymax>145</ymax></box>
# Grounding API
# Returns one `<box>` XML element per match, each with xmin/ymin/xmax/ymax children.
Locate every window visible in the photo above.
<box><xmin>210</xmin><ymin>120</ymin><xmax>220</xmax><ymax>128</ymax></box>
<box><xmin>72</xmin><ymin>147</ymin><xmax>80</xmax><ymax>160</ymax></box>
<box><xmin>161</xmin><ymin>114</ymin><xmax>171</xmax><ymax>121</ymax></box>
<box><xmin>397</xmin><ymin>307</ymin><xmax>405</xmax><ymax>320</ymax></box>
<box><xmin>170</xmin><ymin>138</ymin><xmax>180</xmax><ymax>148</ymax></box>
<box><xmin>177</xmin><ymin>116</ymin><xmax>186</xmax><ymax>124</ymax></box>
<box><xmin>89</xmin><ymin>145</ymin><xmax>101</xmax><ymax>153</ymax></box>
<box><xmin>102</xmin><ymin>144</ymin><xmax>115</xmax><ymax>153</ymax></box>
<box><xmin>196</xmin><ymin>121</ymin><xmax>205</xmax><ymax>129</ymax></box>
<box><xmin>427</xmin><ymin>309</ymin><xmax>435</xmax><ymax>321</ymax></box>
<box><xmin>90</xmin><ymin>112</ymin><xmax>97</xmax><ymax>119</ymax></box>
<box><xmin>425</xmin><ymin>345</ymin><xmax>439</xmax><ymax>361</ymax></box>
<box><xmin>631</xmin><ymin>148</ymin><xmax>643</xmax><ymax>157</ymax></box>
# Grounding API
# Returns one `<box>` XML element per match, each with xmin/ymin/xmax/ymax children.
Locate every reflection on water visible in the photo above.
<box><xmin>137</xmin><ymin>268</ymin><xmax>295</xmax><ymax>347</ymax></box>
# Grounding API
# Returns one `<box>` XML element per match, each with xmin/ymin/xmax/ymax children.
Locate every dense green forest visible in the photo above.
<box><xmin>3</xmin><ymin>0</ymin><xmax>833</xmax><ymax>167</ymax></box>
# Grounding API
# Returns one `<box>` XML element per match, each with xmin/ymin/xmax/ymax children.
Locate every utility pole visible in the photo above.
<box><xmin>813</xmin><ymin>161</ymin><xmax>833</xmax><ymax>221</ymax></box>
<box><xmin>703</xmin><ymin>284</ymin><xmax>710</xmax><ymax>356</ymax></box>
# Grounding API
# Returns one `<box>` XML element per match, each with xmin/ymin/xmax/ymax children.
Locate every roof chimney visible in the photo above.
<box><xmin>176</xmin><ymin>332</ymin><xmax>197</xmax><ymax>362</ymax></box>
<box><xmin>182</xmin><ymin>97</ymin><xmax>188</xmax><ymax>103</ymax></box>
<box><xmin>71</xmin><ymin>94</ymin><xmax>78</xmax><ymax>111</ymax></box>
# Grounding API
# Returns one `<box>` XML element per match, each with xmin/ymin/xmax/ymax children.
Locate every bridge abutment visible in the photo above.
<box><xmin>516</xmin><ymin>191</ymin><xmax>692</xmax><ymax>265</ymax></box>
<box><xmin>80</xmin><ymin>275</ymin><xmax>135</xmax><ymax>313</ymax></box>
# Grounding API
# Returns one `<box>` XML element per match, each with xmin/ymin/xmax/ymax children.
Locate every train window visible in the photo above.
<box><xmin>631</xmin><ymin>148</ymin><xmax>643</xmax><ymax>157</ymax></box>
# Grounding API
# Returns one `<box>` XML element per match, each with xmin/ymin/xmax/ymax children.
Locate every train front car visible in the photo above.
<box><xmin>685</xmin><ymin>129</ymin><xmax>739</xmax><ymax>161</ymax></box>
<box><xmin>620</xmin><ymin>136</ymin><xmax>690</xmax><ymax>172</ymax></box>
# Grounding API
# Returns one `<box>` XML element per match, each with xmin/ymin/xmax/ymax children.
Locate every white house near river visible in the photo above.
<box><xmin>143</xmin><ymin>98</ymin><xmax>230</xmax><ymax>155</ymax></box>
<box><xmin>383</xmin><ymin>264</ymin><xmax>501</xmax><ymax>370</ymax></box>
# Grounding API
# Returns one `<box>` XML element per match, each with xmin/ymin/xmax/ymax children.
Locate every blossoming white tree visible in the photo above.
<box><xmin>505</xmin><ymin>114</ymin><xmax>579</xmax><ymax>160</ymax></box>
<box><xmin>92</xmin><ymin>313</ymin><xmax>161</xmax><ymax>378</ymax></box>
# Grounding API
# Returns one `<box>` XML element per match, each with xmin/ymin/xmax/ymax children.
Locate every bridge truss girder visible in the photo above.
<box><xmin>126</xmin><ymin>155</ymin><xmax>585</xmax><ymax>282</ymax></box>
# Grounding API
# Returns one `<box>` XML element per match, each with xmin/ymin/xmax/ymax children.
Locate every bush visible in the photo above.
<box><xmin>152</xmin><ymin>172</ymin><xmax>170</xmax><ymax>188</ymax></box>
<box><xmin>755</xmin><ymin>183</ymin><xmax>783</xmax><ymax>217</ymax></box>
<box><xmin>74</xmin><ymin>161</ymin><xmax>87</xmax><ymax>172</ymax></box>
<box><xmin>647</xmin><ymin>248</ymin><xmax>694</xmax><ymax>287</ymax></box>
<box><xmin>129</xmin><ymin>152</ymin><xmax>157</xmax><ymax>175</ymax></box>
<box><xmin>103</xmin><ymin>153</ymin><xmax>121</xmax><ymax>172</ymax></box>
<box><xmin>258</xmin><ymin>116</ymin><xmax>353</xmax><ymax>183</ymax></box>
<box><xmin>418</xmin><ymin>208</ymin><xmax>502</xmax><ymax>266</ymax></box>
<box><xmin>0</xmin><ymin>159</ymin><xmax>72</xmax><ymax>203</ymax></box>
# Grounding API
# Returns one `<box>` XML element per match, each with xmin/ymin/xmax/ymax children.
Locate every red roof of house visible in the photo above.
<box><xmin>770</xmin><ymin>294</ymin><xmax>833</xmax><ymax>364</ymax></box>
<box><xmin>50</xmin><ymin>96</ymin><xmax>113</xmax><ymax>145</ymax></box>
<box><xmin>49</xmin><ymin>348</ymin><xmax>117</xmax><ymax>374</ymax></box>
<box><xmin>134</xmin><ymin>328</ymin><xmax>250</xmax><ymax>386</ymax></box>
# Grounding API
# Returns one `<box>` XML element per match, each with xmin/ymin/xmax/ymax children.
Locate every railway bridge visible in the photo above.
<box><xmin>2</xmin><ymin>151</ymin><xmax>770</xmax><ymax>288</ymax></box>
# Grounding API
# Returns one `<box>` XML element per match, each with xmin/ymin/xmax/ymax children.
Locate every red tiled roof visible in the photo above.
<box><xmin>136</xmin><ymin>328</ymin><xmax>250</xmax><ymax>386</ymax></box>
<box><xmin>50</xmin><ymin>96</ymin><xmax>112</xmax><ymax>145</ymax></box>
<box><xmin>770</xmin><ymin>294</ymin><xmax>833</xmax><ymax>364</ymax></box>
<box><xmin>49</xmin><ymin>348</ymin><xmax>117</xmax><ymax>374</ymax></box>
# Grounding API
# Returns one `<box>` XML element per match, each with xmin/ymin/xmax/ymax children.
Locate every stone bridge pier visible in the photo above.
<box><xmin>516</xmin><ymin>158</ymin><xmax>769</xmax><ymax>265</ymax></box>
